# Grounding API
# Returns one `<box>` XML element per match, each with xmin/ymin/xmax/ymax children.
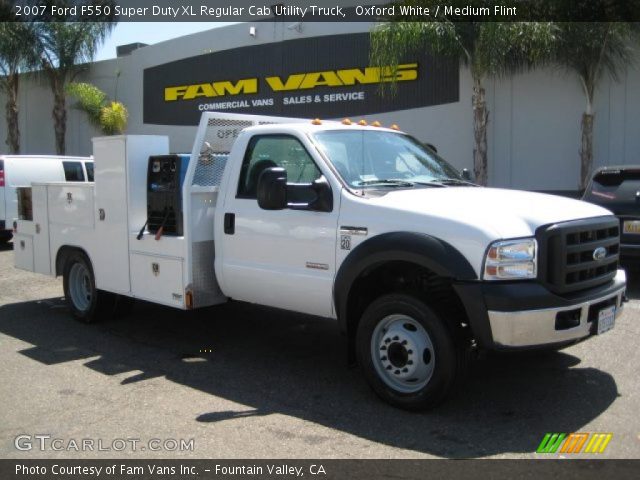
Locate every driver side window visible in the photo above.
<box><xmin>237</xmin><ymin>135</ymin><xmax>322</xmax><ymax>198</ymax></box>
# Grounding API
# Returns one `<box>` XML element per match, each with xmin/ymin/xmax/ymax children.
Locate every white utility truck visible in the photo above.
<box><xmin>14</xmin><ymin>112</ymin><xmax>627</xmax><ymax>409</ymax></box>
<box><xmin>0</xmin><ymin>155</ymin><xmax>93</xmax><ymax>243</ymax></box>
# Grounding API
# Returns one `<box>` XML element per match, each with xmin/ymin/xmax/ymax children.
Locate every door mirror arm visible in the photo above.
<box><xmin>257</xmin><ymin>167</ymin><xmax>288</xmax><ymax>210</ymax></box>
<box><xmin>307</xmin><ymin>176</ymin><xmax>333</xmax><ymax>212</ymax></box>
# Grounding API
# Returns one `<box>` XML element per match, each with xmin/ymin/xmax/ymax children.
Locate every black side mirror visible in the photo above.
<box><xmin>309</xmin><ymin>176</ymin><xmax>333</xmax><ymax>212</ymax></box>
<box><xmin>257</xmin><ymin>167</ymin><xmax>287</xmax><ymax>210</ymax></box>
<box><xmin>461</xmin><ymin>168</ymin><xmax>473</xmax><ymax>181</ymax></box>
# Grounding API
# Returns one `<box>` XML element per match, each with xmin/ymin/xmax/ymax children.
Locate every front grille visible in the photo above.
<box><xmin>538</xmin><ymin>217</ymin><xmax>620</xmax><ymax>294</ymax></box>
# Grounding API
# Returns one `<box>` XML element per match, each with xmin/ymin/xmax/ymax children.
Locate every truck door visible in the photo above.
<box><xmin>219</xmin><ymin>134</ymin><xmax>338</xmax><ymax>318</ymax></box>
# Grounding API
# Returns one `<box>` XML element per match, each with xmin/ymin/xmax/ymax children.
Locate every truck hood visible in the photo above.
<box><xmin>367</xmin><ymin>187</ymin><xmax>613</xmax><ymax>238</ymax></box>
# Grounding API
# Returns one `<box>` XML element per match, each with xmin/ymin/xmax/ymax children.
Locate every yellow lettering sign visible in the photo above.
<box><xmin>164</xmin><ymin>64</ymin><xmax>418</xmax><ymax>102</ymax></box>
<box><xmin>265</xmin><ymin>74</ymin><xmax>305</xmax><ymax>92</ymax></box>
<box><xmin>165</xmin><ymin>78</ymin><xmax>258</xmax><ymax>101</ymax></box>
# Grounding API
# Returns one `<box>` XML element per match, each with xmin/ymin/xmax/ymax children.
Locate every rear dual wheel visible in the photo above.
<box><xmin>62</xmin><ymin>251</ymin><xmax>134</xmax><ymax>323</ymax></box>
<box><xmin>356</xmin><ymin>293</ymin><xmax>467</xmax><ymax>410</ymax></box>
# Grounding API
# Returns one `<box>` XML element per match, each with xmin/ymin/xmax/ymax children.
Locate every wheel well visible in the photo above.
<box><xmin>55</xmin><ymin>246</ymin><xmax>89</xmax><ymax>277</ymax></box>
<box><xmin>345</xmin><ymin>261</ymin><xmax>470</xmax><ymax>361</ymax></box>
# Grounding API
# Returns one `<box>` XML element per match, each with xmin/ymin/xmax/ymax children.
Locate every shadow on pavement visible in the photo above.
<box><xmin>0</xmin><ymin>296</ymin><xmax>619</xmax><ymax>458</ymax></box>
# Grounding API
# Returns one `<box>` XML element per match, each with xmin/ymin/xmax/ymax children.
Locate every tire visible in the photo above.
<box><xmin>62</xmin><ymin>251</ymin><xmax>116</xmax><ymax>323</ymax></box>
<box><xmin>356</xmin><ymin>293</ymin><xmax>467</xmax><ymax>410</ymax></box>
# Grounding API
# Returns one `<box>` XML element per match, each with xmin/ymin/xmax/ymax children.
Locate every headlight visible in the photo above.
<box><xmin>483</xmin><ymin>238</ymin><xmax>537</xmax><ymax>280</ymax></box>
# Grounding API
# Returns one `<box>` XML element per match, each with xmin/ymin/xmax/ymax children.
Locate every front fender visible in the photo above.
<box><xmin>333</xmin><ymin>231</ymin><xmax>477</xmax><ymax>334</ymax></box>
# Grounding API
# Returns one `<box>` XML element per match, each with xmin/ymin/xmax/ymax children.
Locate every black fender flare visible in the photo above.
<box><xmin>333</xmin><ymin>231</ymin><xmax>477</xmax><ymax>335</ymax></box>
<box><xmin>55</xmin><ymin>245</ymin><xmax>93</xmax><ymax>277</ymax></box>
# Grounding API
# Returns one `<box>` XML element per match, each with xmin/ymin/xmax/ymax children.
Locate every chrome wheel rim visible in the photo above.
<box><xmin>69</xmin><ymin>262</ymin><xmax>92</xmax><ymax>312</ymax></box>
<box><xmin>371</xmin><ymin>314</ymin><xmax>435</xmax><ymax>393</ymax></box>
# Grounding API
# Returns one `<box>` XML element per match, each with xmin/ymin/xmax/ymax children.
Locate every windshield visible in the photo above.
<box><xmin>313</xmin><ymin>130</ymin><xmax>464</xmax><ymax>189</ymax></box>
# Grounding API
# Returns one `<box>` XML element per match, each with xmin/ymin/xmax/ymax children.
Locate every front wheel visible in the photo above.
<box><xmin>356</xmin><ymin>293</ymin><xmax>466</xmax><ymax>410</ymax></box>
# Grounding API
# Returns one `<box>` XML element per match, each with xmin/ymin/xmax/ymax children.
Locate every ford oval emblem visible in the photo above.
<box><xmin>593</xmin><ymin>247</ymin><xmax>607</xmax><ymax>261</ymax></box>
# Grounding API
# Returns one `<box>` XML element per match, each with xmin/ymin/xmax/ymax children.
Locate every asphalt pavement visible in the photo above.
<box><xmin>1</xmin><ymin>243</ymin><xmax>638</xmax><ymax>459</ymax></box>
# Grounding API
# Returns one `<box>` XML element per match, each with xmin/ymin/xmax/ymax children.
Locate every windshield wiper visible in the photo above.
<box><xmin>412</xmin><ymin>180</ymin><xmax>446</xmax><ymax>187</ymax></box>
<box><xmin>417</xmin><ymin>178</ymin><xmax>476</xmax><ymax>187</ymax></box>
<box><xmin>355</xmin><ymin>179</ymin><xmax>416</xmax><ymax>187</ymax></box>
<box><xmin>439</xmin><ymin>178</ymin><xmax>476</xmax><ymax>186</ymax></box>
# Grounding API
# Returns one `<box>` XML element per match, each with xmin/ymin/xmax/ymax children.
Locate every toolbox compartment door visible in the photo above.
<box><xmin>130</xmin><ymin>253</ymin><xmax>185</xmax><ymax>308</ymax></box>
<box><xmin>13</xmin><ymin>233</ymin><xmax>34</xmax><ymax>272</ymax></box>
<box><xmin>32</xmin><ymin>185</ymin><xmax>51</xmax><ymax>275</ymax></box>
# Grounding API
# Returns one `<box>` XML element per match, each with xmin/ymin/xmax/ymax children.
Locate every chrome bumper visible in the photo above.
<box><xmin>488</xmin><ymin>269</ymin><xmax>627</xmax><ymax>347</ymax></box>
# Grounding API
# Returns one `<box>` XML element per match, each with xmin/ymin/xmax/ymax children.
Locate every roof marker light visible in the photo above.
<box><xmin>311</xmin><ymin>118</ymin><xmax>322</xmax><ymax>125</ymax></box>
<box><xmin>371</xmin><ymin>121</ymin><xmax>381</xmax><ymax>127</ymax></box>
<box><xmin>358</xmin><ymin>119</ymin><xmax>368</xmax><ymax>126</ymax></box>
<box><xmin>342</xmin><ymin>118</ymin><xmax>352</xmax><ymax>125</ymax></box>
<box><xmin>390</xmin><ymin>124</ymin><xmax>400</xmax><ymax>130</ymax></box>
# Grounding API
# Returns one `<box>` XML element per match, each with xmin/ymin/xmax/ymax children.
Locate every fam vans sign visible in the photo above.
<box><xmin>143</xmin><ymin>33</ymin><xmax>459</xmax><ymax>125</ymax></box>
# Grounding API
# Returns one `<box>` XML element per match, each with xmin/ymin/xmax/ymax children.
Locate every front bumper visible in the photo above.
<box><xmin>621</xmin><ymin>243</ymin><xmax>640</xmax><ymax>261</ymax></box>
<box><xmin>454</xmin><ymin>269</ymin><xmax>627</xmax><ymax>349</ymax></box>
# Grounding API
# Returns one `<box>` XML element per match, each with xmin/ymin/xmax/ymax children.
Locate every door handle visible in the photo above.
<box><xmin>224</xmin><ymin>213</ymin><xmax>235</xmax><ymax>235</ymax></box>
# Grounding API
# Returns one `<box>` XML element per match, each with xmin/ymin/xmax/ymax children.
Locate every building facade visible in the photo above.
<box><xmin>1</xmin><ymin>21</ymin><xmax>639</xmax><ymax>192</ymax></box>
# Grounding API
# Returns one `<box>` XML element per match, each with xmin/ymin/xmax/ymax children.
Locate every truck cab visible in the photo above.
<box><xmin>14</xmin><ymin>112</ymin><xmax>627</xmax><ymax>410</ymax></box>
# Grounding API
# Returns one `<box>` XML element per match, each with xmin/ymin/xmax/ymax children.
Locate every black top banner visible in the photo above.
<box><xmin>143</xmin><ymin>32</ymin><xmax>460</xmax><ymax>125</ymax></box>
<box><xmin>4</xmin><ymin>0</ymin><xmax>640</xmax><ymax>22</ymax></box>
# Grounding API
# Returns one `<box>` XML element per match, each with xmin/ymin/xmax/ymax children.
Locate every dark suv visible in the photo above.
<box><xmin>583</xmin><ymin>166</ymin><xmax>640</xmax><ymax>267</ymax></box>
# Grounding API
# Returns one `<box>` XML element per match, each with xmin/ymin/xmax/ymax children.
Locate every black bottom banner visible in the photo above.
<box><xmin>3</xmin><ymin>459</ymin><xmax>639</xmax><ymax>480</ymax></box>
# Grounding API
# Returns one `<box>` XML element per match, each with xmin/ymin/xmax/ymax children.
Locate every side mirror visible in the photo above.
<box><xmin>257</xmin><ymin>167</ymin><xmax>287</xmax><ymax>210</ymax></box>
<box><xmin>461</xmin><ymin>168</ymin><xmax>473</xmax><ymax>181</ymax></box>
<box><xmin>309</xmin><ymin>176</ymin><xmax>333</xmax><ymax>212</ymax></box>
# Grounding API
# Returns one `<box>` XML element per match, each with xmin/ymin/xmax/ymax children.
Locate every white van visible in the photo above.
<box><xmin>0</xmin><ymin>155</ymin><xmax>93</xmax><ymax>242</ymax></box>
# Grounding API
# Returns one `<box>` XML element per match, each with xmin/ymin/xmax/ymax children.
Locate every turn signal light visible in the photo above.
<box><xmin>185</xmin><ymin>289</ymin><xmax>194</xmax><ymax>310</ymax></box>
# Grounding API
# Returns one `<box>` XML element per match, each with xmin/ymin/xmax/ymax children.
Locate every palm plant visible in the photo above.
<box><xmin>370</xmin><ymin>1</ymin><xmax>554</xmax><ymax>185</ymax></box>
<box><xmin>0</xmin><ymin>22</ymin><xmax>38</xmax><ymax>153</ymax></box>
<box><xmin>35</xmin><ymin>21</ymin><xmax>116</xmax><ymax>154</ymax></box>
<box><xmin>550</xmin><ymin>21</ymin><xmax>637</xmax><ymax>190</ymax></box>
<box><xmin>67</xmin><ymin>81</ymin><xmax>128</xmax><ymax>135</ymax></box>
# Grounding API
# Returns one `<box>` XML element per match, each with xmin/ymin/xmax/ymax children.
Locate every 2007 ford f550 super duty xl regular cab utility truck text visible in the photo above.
<box><xmin>13</xmin><ymin>112</ymin><xmax>627</xmax><ymax>410</ymax></box>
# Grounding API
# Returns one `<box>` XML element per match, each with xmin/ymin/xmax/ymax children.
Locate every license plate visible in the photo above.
<box><xmin>597</xmin><ymin>306</ymin><xmax>616</xmax><ymax>335</ymax></box>
<box><xmin>623</xmin><ymin>220</ymin><xmax>640</xmax><ymax>234</ymax></box>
